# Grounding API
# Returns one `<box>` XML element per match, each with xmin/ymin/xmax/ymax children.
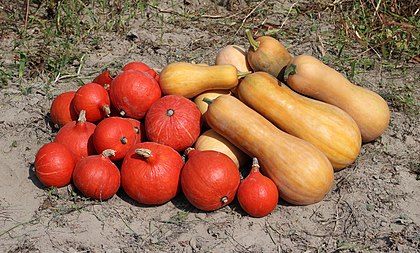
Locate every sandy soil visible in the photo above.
<box><xmin>0</xmin><ymin>1</ymin><xmax>419</xmax><ymax>252</ymax></box>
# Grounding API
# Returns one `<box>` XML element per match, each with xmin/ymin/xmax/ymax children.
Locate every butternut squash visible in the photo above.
<box><xmin>205</xmin><ymin>95</ymin><xmax>334</xmax><ymax>205</ymax></box>
<box><xmin>194</xmin><ymin>129</ymin><xmax>249</xmax><ymax>168</ymax></box>
<box><xmin>194</xmin><ymin>90</ymin><xmax>232</xmax><ymax>116</ymax></box>
<box><xmin>284</xmin><ymin>55</ymin><xmax>390</xmax><ymax>142</ymax></box>
<box><xmin>194</xmin><ymin>89</ymin><xmax>232</xmax><ymax>129</ymax></box>
<box><xmin>215</xmin><ymin>45</ymin><xmax>252</xmax><ymax>73</ymax></box>
<box><xmin>238</xmin><ymin>72</ymin><xmax>361</xmax><ymax>171</ymax></box>
<box><xmin>245</xmin><ymin>30</ymin><xmax>292</xmax><ymax>80</ymax></box>
<box><xmin>159</xmin><ymin>62</ymin><xmax>239</xmax><ymax>98</ymax></box>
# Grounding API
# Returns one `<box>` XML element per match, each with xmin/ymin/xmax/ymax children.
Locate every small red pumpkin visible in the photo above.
<box><xmin>237</xmin><ymin>158</ymin><xmax>278</xmax><ymax>217</ymax></box>
<box><xmin>54</xmin><ymin>110</ymin><xmax>96</xmax><ymax>162</ymax></box>
<box><xmin>145</xmin><ymin>95</ymin><xmax>201</xmax><ymax>152</ymax></box>
<box><xmin>121</xmin><ymin>142</ymin><xmax>184</xmax><ymax>205</ymax></box>
<box><xmin>35</xmin><ymin>142</ymin><xmax>75</xmax><ymax>188</ymax></box>
<box><xmin>109</xmin><ymin>70</ymin><xmax>161</xmax><ymax>119</ymax></box>
<box><xmin>49</xmin><ymin>91</ymin><xmax>78</xmax><ymax>128</ymax></box>
<box><xmin>72</xmin><ymin>149</ymin><xmax>121</xmax><ymax>200</ymax></box>
<box><xmin>122</xmin><ymin>61</ymin><xmax>157</xmax><ymax>77</ymax></box>
<box><xmin>92</xmin><ymin>117</ymin><xmax>137</xmax><ymax>161</ymax></box>
<box><xmin>93</xmin><ymin>69</ymin><xmax>114</xmax><ymax>90</ymax></box>
<box><xmin>72</xmin><ymin>82</ymin><xmax>111</xmax><ymax>122</ymax></box>
<box><xmin>181</xmin><ymin>148</ymin><xmax>240</xmax><ymax>211</ymax></box>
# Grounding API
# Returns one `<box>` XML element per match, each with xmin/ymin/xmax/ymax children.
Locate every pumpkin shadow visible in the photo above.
<box><xmin>170</xmin><ymin>192</ymin><xmax>202</xmax><ymax>213</ymax></box>
<box><xmin>28</xmin><ymin>162</ymin><xmax>46</xmax><ymax>190</ymax></box>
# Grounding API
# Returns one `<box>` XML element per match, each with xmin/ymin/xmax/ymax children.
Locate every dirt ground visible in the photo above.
<box><xmin>0</xmin><ymin>1</ymin><xmax>419</xmax><ymax>252</ymax></box>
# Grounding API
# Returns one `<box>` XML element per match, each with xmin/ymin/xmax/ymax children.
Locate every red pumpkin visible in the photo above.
<box><xmin>237</xmin><ymin>158</ymin><xmax>278</xmax><ymax>217</ymax></box>
<box><xmin>124</xmin><ymin>117</ymin><xmax>143</xmax><ymax>143</ymax></box>
<box><xmin>72</xmin><ymin>149</ymin><xmax>121</xmax><ymax>200</ymax></box>
<box><xmin>72</xmin><ymin>82</ymin><xmax>111</xmax><ymax>122</ymax></box>
<box><xmin>93</xmin><ymin>69</ymin><xmax>114</xmax><ymax>90</ymax></box>
<box><xmin>109</xmin><ymin>70</ymin><xmax>161</xmax><ymax>119</ymax></box>
<box><xmin>181</xmin><ymin>148</ymin><xmax>240</xmax><ymax>211</ymax></box>
<box><xmin>49</xmin><ymin>91</ymin><xmax>78</xmax><ymax>128</ymax></box>
<box><xmin>145</xmin><ymin>95</ymin><xmax>201</xmax><ymax>152</ymax></box>
<box><xmin>35</xmin><ymin>142</ymin><xmax>75</xmax><ymax>188</ymax></box>
<box><xmin>92</xmin><ymin>117</ymin><xmax>137</xmax><ymax>161</ymax></box>
<box><xmin>54</xmin><ymin>110</ymin><xmax>96</xmax><ymax>162</ymax></box>
<box><xmin>122</xmin><ymin>61</ymin><xmax>156</xmax><ymax>77</ymax></box>
<box><xmin>121</xmin><ymin>142</ymin><xmax>184</xmax><ymax>205</ymax></box>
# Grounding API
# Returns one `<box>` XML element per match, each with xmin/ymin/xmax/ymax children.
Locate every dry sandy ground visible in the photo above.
<box><xmin>1</xmin><ymin>1</ymin><xmax>419</xmax><ymax>252</ymax></box>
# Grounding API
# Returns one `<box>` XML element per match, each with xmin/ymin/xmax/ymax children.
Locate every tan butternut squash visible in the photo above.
<box><xmin>194</xmin><ymin>90</ymin><xmax>232</xmax><ymax>115</ymax></box>
<box><xmin>159</xmin><ymin>62</ymin><xmax>239</xmax><ymax>98</ymax></box>
<box><xmin>194</xmin><ymin>129</ymin><xmax>249</xmax><ymax>168</ymax></box>
<box><xmin>238</xmin><ymin>72</ymin><xmax>361</xmax><ymax>171</ymax></box>
<box><xmin>215</xmin><ymin>45</ymin><xmax>252</xmax><ymax>73</ymax></box>
<box><xmin>284</xmin><ymin>55</ymin><xmax>390</xmax><ymax>142</ymax></box>
<box><xmin>205</xmin><ymin>95</ymin><xmax>334</xmax><ymax>205</ymax></box>
<box><xmin>245</xmin><ymin>30</ymin><xmax>292</xmax><ymax>80</ymax></box>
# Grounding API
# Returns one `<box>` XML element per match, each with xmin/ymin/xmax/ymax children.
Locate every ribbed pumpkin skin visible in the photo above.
<box><xmin>121</xmin><ymin>142</ymin><xmax>184</xmax><ymax>205</ymax></box>
<box><xmin>205</xmin><ymin>95</ymin><xmax>334</xmax><ymax>205</ymax></box>
<box><xmin>35</xmin><ymin>142</ymin><xmax>75</xmax><ymax>188</ymax></box>
<box><xmin>159</xmin><ymin>62</ymin><xmax>238</xmax><ymax>98</ymax></box>
<box><xmin>72</xmin><ymin>153</ymin><xmax>121</xmax><ymax>200</ymax></box>
<box><xmin>110</xmin><ymin>70</ymin><xmax>162</xmax><ymax>119</ymax></box>
<box><xmin>54</xmin><ymin>113</ymin><xmax>96</xmax><ymax>162</ymax></box>
<box><xmin>238</xmin><ymin>72</ymin><xmax>361</xmax><ymax>171</ymax></box>
<box><xmin>181</xmin><ymin>149</ymin><xmax>240</xmax><ymax>211</ymax></box>
<box><xmin>145</xmin><ymin>95</ymin><xmax>201</xmax><ymax>152</ymax></box>
<box><xmin>93</xmin><ymin>117</ymin><xmax>137</xmax><ymax>161</ymax></box>
<box><xmin>50</xmin><ymin>91</ymin><xmax>78</xmax><ymax>128</ymax></box>
<box><xmin>284</xmin><ymin>55</ymin><xmax>390</xmax><ymax>143</ymax></box>
<box><xmin>72</xmin><ymin>83</ymin><xmax>111</xmax><ymax>123</ymax></box>
<box><xmin>237</xmin><ymin>160</ymin><xmax>278</xmax><ymax>218</ymax></box>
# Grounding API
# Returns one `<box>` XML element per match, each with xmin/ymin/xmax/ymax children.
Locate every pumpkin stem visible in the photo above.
<box><xmin>221</xmin><ymin>196</ymin><xmax>228</xmax><ymax>204</ymax></box>
<box><xmin>237</xmin><ymin>71</ymin><xmax>252</xmax><ymax>79</ymax></box>
<box><xmin>102</xmin><ymin>149</ymin><xmax>116</xmax><ymax>158</ymax></box>
<box><xmin>166</xmin><ymin>109</ymin><xmax>175</xmax><ymax>117</ymax></box>
<box><xmin>245</xmin><ymin>29</ymin><xmax>260</xmax><ymax>52</ymax></box>
<box><xmin>103</xmin><ymin>83</ymin><xmax>110</xmax><ymax>90</ymax></box>
<box><xmin>77</xmin><ymin>110</ymin><xmax>87</xmax><ymax>123</ymax></box>
<box><xmin>120</xmin><ymin>136</ymin><xmax>128</xmax><ymax>144</ymax></box>
<box><xmin>103</xmin><ymin>104</ymin><xmax>111</xmax><ymax>117</ymax></box>
<box><xmin>283</xmin><ymin>64</ymin><xmax>297</xmax><ymax>82</ymax></box>
<box><xmin>120</xmin><ymin>109</ymin><xmax>126</xmax><ymax>116</ymax></box>
<box><xmin>202</xmin><ymin>97</ymin><xmax>213</xmax><ymax>105</ymax></box>
<box><xmin>135</xmin><ymin>148</ymin><xmax>152</xmax><ymax>158</ymax></box>
<box><xmin>251</xmin><ymin>157</ymin><xmax>260</xmax><ymax>173</ymax></box>
<box><xmin>133</xmin><ymin>126</ymin><xmax>139</xmax><ymax>134</ymax></box>
<box><xmin>184</xmin><ymin>147</ymin><xmax>195</xmax><ymax>156</ymax></box>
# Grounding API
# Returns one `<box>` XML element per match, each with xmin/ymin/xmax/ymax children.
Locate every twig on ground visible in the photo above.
<box><xmin>235</xmin><ymin>0</ymin><xmax>267</xmax><ymax>35</ymax></box>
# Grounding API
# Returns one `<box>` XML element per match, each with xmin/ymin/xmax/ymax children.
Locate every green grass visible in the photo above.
<box><xmin>0</xmin><ymin>0</ymin><xmax>147</xmax><ymax>92</ymax></box>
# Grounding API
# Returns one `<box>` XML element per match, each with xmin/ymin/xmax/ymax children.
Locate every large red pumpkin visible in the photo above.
<box><xmin>181</xmin><ymin>148</ymin><xmax>240</xmax><ymax>211</ymax></box>
<box><xmin>54</xmin><ymin>110</ymin><xmax>96</xmax><ymax>162</ymax></box>
<box><xmin>109</xmin><ymin>70</ymin><xmax>161</xmax><ymax>119</ymax></box>
<box><xmin>145</xmin><ymin>95</ymin><xmax>201</xmax><ymax>152</ymax></box>
<box><xmin>122</xmin><ymin>61</ymin><xmax>157</xmax><ymax>77</ymax></box>
<box><xmin>92</xmin><ymin>117</ymin><xmax>137</xmax><ymax>161</ymax></box>
<box><xmin>72</xmin><ymin>83</ymin><xmax>111</xmax><ymax>122</ymax></box>
<box><xmin>121</xmin><ymin>142</ymin><xmax>184</xmax><ymax>205</ymax></box>
<box><xmin>35</xmin><ymin>142</ymin><xmax>75</xmax><ymax>188</ymax></box>
<box><xmin>49</xmin><ymin>91</ymin><xmax>78</xmax><ymax>128</ymax></box>
<box><xmin>72</xmin><ymin>149</ymin><xmax>121</xmax><ymax>200</ymax></box>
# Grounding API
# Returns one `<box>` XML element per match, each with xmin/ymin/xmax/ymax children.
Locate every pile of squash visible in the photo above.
<box><xmin>34</xmin><ymin>29</ymin><xmax>390</xmax><ymax>218</ymax></box>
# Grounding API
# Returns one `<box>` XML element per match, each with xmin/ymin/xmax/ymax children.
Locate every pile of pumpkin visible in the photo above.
<box><xmin>34</xmin><ymin>30</ymin><xmax>390</xmax><ymax>218</ymax></box>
